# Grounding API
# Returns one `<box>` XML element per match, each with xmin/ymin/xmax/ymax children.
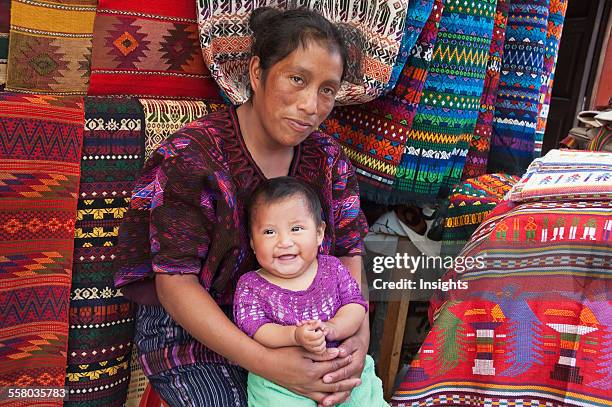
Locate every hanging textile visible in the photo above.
<box><xmin>88</xmin><ymin>0</ymin><xmax>220</xmax><ymax>100</ymax></box>
<box><xmin>139</xmin><ymin>99</ymin><xmax>227</xmax><ymax>160</ymax></box>
<box><xmin>0</xmin><ymin>93</ymin><xmax>84</xmax><ymax>404</ymax></box>
<box><xmin>441</xmin><ymin>173</ymin><xmax>519</xmax><ymax>257</ymax></box>
<box><xmin>534</xmin><ymin>0</ymin><xmax>568</xmax><ymax>156</ymax></box>
<box><xmin>197</xmin><ymin>0</ymin><xmax>409</xmax><ymax>106</ymax></box>
<box><xmin>321</xmin><ymin>0</ymin><xmax>444</xmax><ymax>204</ymax></box>
<box><xmin>386</xmin><ymin>0</ymin><xmax>436</xmax><ymax>93</ymax></box>
<box><xmin>462</xmin><ymin>0</ymin><xmax>510</xmax><ymax>179</ymax></box>
<box><xmin>64</xmin><ymin>98</ymin><xmax>145</xmax><ymax>407</ymax></box>
<box><xmin>0</xmin><ymin>0</ymin><xmax>9</xmax><ymax>88</ymax></box>
<box><xmin>4</xmin><ymin>0</ymin><xmax>96</xmax><ymax>95</ymax></box>
<box><xmin>487</xmin><ymin>0</ymin><xmax>550</xmax><ymax>174</ymax></box>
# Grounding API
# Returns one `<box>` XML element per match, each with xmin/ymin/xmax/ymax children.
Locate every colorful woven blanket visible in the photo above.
<box><xmin>322</xmin><ymin>0</ymin><xmax>444</xmax><ymax>204</ymax></box>
<box><xmin>89</xmin><ymin>0</ymin><xmax>220</xmax><ymax>100</ymax></box>
<box><xmin>325</xmin><ymin>0</ymin><xmax>497</xmax><ymax>204</ymax></box>
<box><xmin>462</xmin><ymin>0</ymin><xmax>510</xmax><ymax>179</ymax></box>
<box><xmin>441</xmin><ymin>173</ymin><xmax>519</xmax><ymax>257</ymax></box>
<box><xmin>65</xmin><ymin>98</ymin><xmax>145</xmax><ymax>407</ymax></box>
<box><xmin>0</xmin><ymin>0</ymin><xmax>8</xmax><ymax>88</ymax></box>
<box><xmin>5</xmin><ymin>0</ymin><xmax>96</xmax><ymax>95</ymax></box>
<box><xmin>139</xmin><ymin>99</ymin><xmax>227</xmax><ymax>160</ymax></box>
<box><xmin>0</xmin><ymin>93</ymin><xmax>84</xmax><ymax>404</ymax></box>
<box><xmin>197</xmin><ymin>0</ymin><xmax>409</xmax><ymax>105</ymax></box>
<box><xmin>488</xmin><ymin>0</ymin><xmax>550</xmax><ymax>174</ymax></box>
<box><xmin>534</xmin><ymin>0</ymin><xmax>568</xmax><ymax>156</ymax></box>
<box><xmin>393</xmin><ymin>199</ymin><xmax>612</xmax><ymax>407</ymax></box>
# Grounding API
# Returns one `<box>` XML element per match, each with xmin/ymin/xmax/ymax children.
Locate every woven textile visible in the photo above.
<box><xmin>0</xmin><ymin>93</ymin><xmax>84</xmax><ymax>405</ymax></box>
<box><xmin>64</xmin><ymin>98</ymin><xmax>145</xmax><ymax>407</ymax></box>
<box><xmin>488</xmin><ymin>0</ymin><xmax>550</xmax><ymax>174</ymax></box>
<box><xmin>462</xmin><ymin>0</ymin><xmax>510</xmax><ymax>179</ymax></box>
<box><xmin>0</xmin><ymin>0</ymin><xmax>9</xmax><ymax>88</ymax></box>
<box><xmin>321</xmin><ymin>0</ymin><xmax>444</xmax><ymax>204</ymax></box>
<box><xmin>506</xmin><ymin>150</ymin><xmax>612</xmax><ymax>203</ymax></box>
<box><xmin>139</xmin><ymin>99</ymin><xmax>227</xmax><ymax>160</ymax></box>
<box><xmin>197</xmin><ymin>0</ymin><xmax>409</xmax><ymax>106</ymax></box>
<box><xmin>441</xmin><ymin>173</ymin><xmax>519</xmax><ymax>257</ymax></box>
<box><xmin>534</xmin><ymin>0</ymin><xmax>568</xmax><ymax>156</ymax></box>
<box><xmin>5</xmin><ymin>0</ymin><xmax>96</xmax><ymax>95</ymax></box>
<box><xmin>89</xmin><ymin>0</ymin><xmax>220</xmax><ymax>99</ymax></box>
<box><xmin>392</xmin><ymin>199</ymin><xmax>612</xmax><ymax>407</ymax></box>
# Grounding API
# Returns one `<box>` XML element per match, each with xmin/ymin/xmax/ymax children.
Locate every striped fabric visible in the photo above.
<box><xmin>5</xmin><ymin>0</ymin><xmax>96</xmax><ymax>95</ymax></box>
<box><xmin>488</xmin><ymin>0</ymin><xmax>550</xmax><ymax>174</ymax></box>
<box><xmin>462</xmin><ymin>0</ymin><xmax>510</xmax><ymax>179</ymax></box>
<box><xmin>534</xmin><ymin>0</ymin><xmax>568</xmax><ymax>156</ymax></box>
<box><xmin>0</xmin><ymin>0</ymin><xmax>8</xmax><ymax>88</ymax></box>
<box><xmin>392</xmin><ymin>199</ymin><xmax>612</xmax><ymax>407</ymax></box>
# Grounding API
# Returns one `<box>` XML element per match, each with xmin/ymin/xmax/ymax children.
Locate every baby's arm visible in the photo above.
<box><xmin>254</xmin><ymin>321</ymin><xmax>326</xmax><ymax>353</ymax></box>
<box><xmin>320</xmin><ymin>303</ymin><xmax>366</xmax><ymax>342</ymax></box>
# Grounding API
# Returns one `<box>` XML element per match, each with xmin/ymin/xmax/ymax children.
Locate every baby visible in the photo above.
<box><xmin>233</xmin><ymin>176</ymin><xmax>387</xmax><ymax>406</ymax></box>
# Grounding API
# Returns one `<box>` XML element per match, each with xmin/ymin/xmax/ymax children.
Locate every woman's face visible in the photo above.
<box><xmin>250</xmin><ymin>40</ymin><xmax>344</xmax><ymax>148</ymax></box>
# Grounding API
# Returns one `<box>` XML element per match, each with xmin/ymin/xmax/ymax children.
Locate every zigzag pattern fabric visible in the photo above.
<box><xmin>391</xmin><ymin>0</ymin><xmax>497</xmax><ymax>203</ymax></box>
<box><xmin>89</xmin><ymin>0</ymin><xmax>220</xmax><ymax>99</ymax></box>
<box><xmin>392</xmin><ymin>199</ymin><xmax>612</xmax><ymax>407</ymax></box>
<box><xmin>321</xmin><ymin>0</ymin><xmax>444</xmax><ymax>204</ymax></box>
<box><xmin>0</xmin><ymin>93</ymin><xmax>84</xmax><ymax>404</ymax></box>
<box><xmin>441</xmin><ymin>173</ymin><xmax>519</xmax><ymax>257</ymax></box>
<box><xmin>197</xmin><ymin>0</ymin><xmax>409</xmax><ymax>106</ymax></box>
<box><xmin>488</xmin><ymin>0</ymin><xmax>550</xmax><ymax>174</ymax></box>
<box><xmin>65</xmin><ymin>98</ymin><xmax>144</xmax><ymax>407</ymax></box>
<box><xmin>139</xmin><ymin>99</ymin><xmax>227</xmax><ymax>160</ymax></box>
<box><xmin>534</xmin><ymin>0</ymin><xmax>568</xmax><ymax>156</ymax></box>
<box><xmin>5</xmin><ymin>0</ymin><xmax>96</xmax><ymax>95</ymax></box>
<box><xmin>462</xmin><ymin>0</ymin><xmax>510</xmax><ymax>179</ymax></box>
<box><xmin>0</xmin><ymin>0</ymin><xmax>8</xmax><ymax>88</ymax></box>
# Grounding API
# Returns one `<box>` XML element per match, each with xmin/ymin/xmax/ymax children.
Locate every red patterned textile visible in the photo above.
<box><xmin>88</xmin><ymin>0</ymin><xmax>220</xmax><ymax>99</ymax></box>
<box><xmin>392</xmin><ymin>198</ymin><xmax>612</xmax><ymax>407</ymax></box>
<box><xmin>0</xmin><ymin>94</ymin><xmax>84</xmax><ymax>406</ymax></box>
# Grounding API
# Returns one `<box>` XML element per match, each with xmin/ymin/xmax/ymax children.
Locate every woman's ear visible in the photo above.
<box><xmin>249</xmin><ymin>56</ymin><xmax>263</xmax><ymax>95</ymax></box>
<box><xmin>317</xmin><ymin>221</ymin><xmax>326</xmax><ymax>246</ymax></box>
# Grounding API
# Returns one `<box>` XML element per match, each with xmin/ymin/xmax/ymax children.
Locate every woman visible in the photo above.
<box><xmin>115</xmin><ymin>7</ymin><xmax>370</xmax><ymax>407</ymax></box>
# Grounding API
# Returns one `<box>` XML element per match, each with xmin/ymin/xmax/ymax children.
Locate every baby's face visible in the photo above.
<box><xmin>250</xmin><ymin>196</ymin><xmax>324</xmax><ymax>279</ymax></box>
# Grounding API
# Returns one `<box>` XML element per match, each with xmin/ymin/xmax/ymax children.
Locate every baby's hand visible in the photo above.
<box><xmin>319</xmin><ymin>321</ymin><xmax>338</xmax><ymax>341</ymax></box>
<box><xmin>294</xmin><ymin>320</ymin><xmax>326</xmax><ymax>354</ymax></box>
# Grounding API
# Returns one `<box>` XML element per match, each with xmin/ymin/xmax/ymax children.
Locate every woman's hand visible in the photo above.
<box><xmin>257</xmin><ymin>346</ymin><xmax>361</xmax><ymax>404</ymax></box>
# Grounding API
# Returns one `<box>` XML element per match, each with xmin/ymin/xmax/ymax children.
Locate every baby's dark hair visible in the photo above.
<box><xmin>249</xmin><ymin>7</ymin><xmax>359</xmax><ymax>83</ymax></box>
<box><xmin>247</xmin><ymin>177</ymin><xmax>323</xmax><ymax>234</ymax></box>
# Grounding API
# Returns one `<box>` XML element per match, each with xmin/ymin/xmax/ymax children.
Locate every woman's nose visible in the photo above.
<box><xmin>297</xmin><ymin>88</ymin><xmax>318</xmax><ymax>115</ymax></box>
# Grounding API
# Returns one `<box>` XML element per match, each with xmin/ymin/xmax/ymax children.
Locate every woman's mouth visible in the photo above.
<box><xmin>286</xmin><ymin>118</ymin><xmax>312</xmax><ymax>133</ymax></box>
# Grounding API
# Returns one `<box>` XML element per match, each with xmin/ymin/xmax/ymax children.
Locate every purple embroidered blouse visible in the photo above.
<box><xmin>114</xmin><ymin>107</ymin><xmax>368</xmax><ymax>375</ymax></box>
<box><xmin>234</xmin><ymin>255</ymin><xmax>368</xmax><ymax>347</ymax></box>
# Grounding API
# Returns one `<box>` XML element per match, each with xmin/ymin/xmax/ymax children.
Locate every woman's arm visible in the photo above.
<box><xmin>155</xmin><ymin>273</ymin><xmax>361</xmax><ymax>404</ymax></box>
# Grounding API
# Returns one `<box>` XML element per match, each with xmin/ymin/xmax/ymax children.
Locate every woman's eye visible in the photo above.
<box><xmin>322</xmin><ymin>87</ymin><xmax>336</xmax><ymax>96</ymax></box>
<box><xmin>291</xmin><ymin>76</ymin><xmax>304</xmax><ymax>85</ymax></box>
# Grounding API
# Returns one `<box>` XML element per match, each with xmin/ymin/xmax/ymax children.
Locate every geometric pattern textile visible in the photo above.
<box><xmin>64</xmin><ymin>98</ymin><xmax>144</xmax><ymax>407</ymax></box>
<box><xmin>321</xmin><ymin>0</ymin><xmax>445</xmax><ymax>204</ymax></box>
<box><xmin>0</xmin><ymin>0</ymin><xmax>9</xmax><ymax>88</ymax></box>
<box><xmin>462</xmin><ymin>0</ymin><xmax>510</xmax><ymax>179</ymax></box>
<box><xmin>89</xmin><ymin>0</ymin><xmax>221</xmax><ymax>100</ymax></box>
<box><xmin>0</xmin><ymin>93</ymin><xmax>84</xmax><ymax>406</ymax></box>
<box><xmin>197</xmin><ymin>0</ymin><xmax>410</xmax><ymax>106</ymax></box>
<box><xmin>139</xmin><ymin>98</ymin><xmax>227</xmax><ymax>160</ymax></box>
<box><xmin>5</xmin><ymin>0</ymin><xmax>96</xmax><ymax>95</ymax></box>
<box><xmin>534</xmin><ymin>0</ymin><xmax>568</xmax><ymax>156</ymax></box>
<box><xmin>392</xmin><ymin>199</ymin><xmax>612</xmax><ymax>407</ymax></box>
<box><xmin>441</xmin><ymin>173</ymin><xmax>519</xmax><ymax>257</ymax></box>
<box><xmin>487</xmin><ymin>0</ymin><xmax>550</xmax><ymax>175</ymax></box>
<box><xmin>391</xmin><ymin>0</ymin><xmax>497</xmax><ymax>203</ymax></box>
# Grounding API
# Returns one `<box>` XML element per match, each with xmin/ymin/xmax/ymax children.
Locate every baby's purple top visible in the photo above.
<box><xmin>233</xmin><ymin>255</ymin><xmax>368</xmax><ymax>346</ymax></box>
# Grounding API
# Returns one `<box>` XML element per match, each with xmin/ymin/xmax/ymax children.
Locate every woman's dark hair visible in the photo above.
<box><xmin>247</xmin><ymin>177</ymin><xmax>323</xmax><ymax>233</ymax></box>
<box><xmin>249</xmin><ymin>7</ymin><xmax>359</xmax><ymax>83</ymax></box>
